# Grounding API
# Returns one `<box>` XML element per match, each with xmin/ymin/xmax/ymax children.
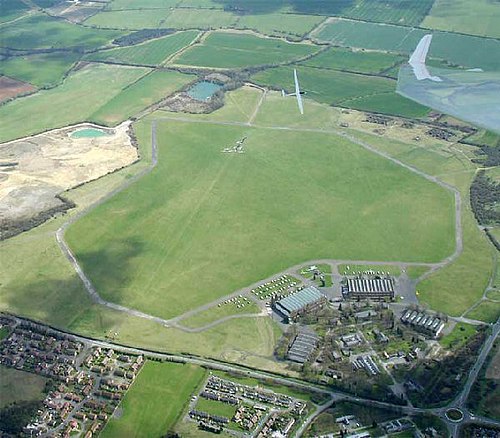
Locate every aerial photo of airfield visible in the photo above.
<box><xmin>2</xmin><ymin>0</ymin><xmax>500</xmax><ymax>437</ymax></box>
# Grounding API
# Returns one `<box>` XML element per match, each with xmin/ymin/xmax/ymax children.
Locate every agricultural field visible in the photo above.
<box><xmin>302</xmin><ymin>47</ymin><xmax>405</xmax><ymax>75</ymax></box>
<box><xmin>313</xmin><ymin>18</ymin><xmax>500</xmax><ymax>71</ymax></box>
<box><xmin>87</xmin><ymin>8</ymin><xmax>237</xmax><ymax>30</ymax></box>
<box><xmin>101</xmin><ymin>361</ymin><xmax>206</xmax><ymax>438</ymax></box>
<box><xmin>0</xmin><ymin>63</ymin><xmax>149</xmax><ymax>142</ymax></box>
<box><xmin>0</xmin><ymin>13</ymin><xmax>122</xmax><ymax>50</ymax></box>
<box><xmin>235</xmin><ymin>13</ymin><xmax>323</xmax><ymax>38</ymax></box>
<box><xmin>90</xmin><ymin>70</ymin><xmax>196</xmax><ymax>125</ymax></box>
<box><xmin>0</xmin><ymin>366</ymin><xmax>48</xmax><ymax>408</ymax></box>
<box><xmin>423</xmin><ymin>0</ymin><xmax>500</xmax><ymax>39</ymax></box>
<box><xmin>0</xmin><ymin>0</ymin><xmax>30</xmax><ymax>23</ymax></box>
<box><xmin>66</xmin><ymin>119</ymin><xmax>454</xmax><ymax>320</ymax></box>
<box><xmin>252</xmin><ymin>65</ymin><xmax>428</xmax><ymax>118</ymax></box>
<box><xmin>106</xmin><ymin>0</ymin><xmax>180</xmax><ymax>9</ymax></box>
<box><xmin>85</xmin><ymin>31</ymin><xmax>199</xmax><ymax>66</ymax></box>
<box><xmin>174</xmin><ymin>31</ymin><xmax>318</xmax><ymax>68</ymax></box>
<box><xmin>0</xmin><ymin>52</ymin><xmax>81</xmax><ymax>88</ymax></box>
<box><xmin>0</xmin><ymin>76</ymin><xmax>35</xmax><ymax>102</ymax></box>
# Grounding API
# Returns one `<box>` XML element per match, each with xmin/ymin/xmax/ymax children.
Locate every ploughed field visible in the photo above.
<box><xmin>66</xmin><ymin>121</ymin><xmax>455</xmax><ymax>320</ymax></box>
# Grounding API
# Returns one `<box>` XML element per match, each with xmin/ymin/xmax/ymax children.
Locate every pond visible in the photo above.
<box><xmin>71</xmin><ymin>128</ymin><xmax>110</xmax><ymax>138</ymax></box>
<box><xmin>187</xmin><ymin>81</ymin><xmax>222</xmax><ymax>101</ymax></box>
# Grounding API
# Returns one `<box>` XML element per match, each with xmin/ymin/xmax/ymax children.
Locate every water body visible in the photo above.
<box><xmin>71</xmin><ymin>128</ymin><xmax>109</xmax><ymax>138</ymax></box>
<box><xmin>187</xmin><ymin>81</ymin><xmax>222</xmax><ymax>101</ymax></box>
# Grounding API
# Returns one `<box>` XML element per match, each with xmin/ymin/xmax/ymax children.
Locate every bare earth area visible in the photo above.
<box><xmin>0</xmin><ymin>121</ymin><xmax>138</xmax><ymax>239</ymax></box>
<box><xmin>0</xmin><ymin>76</ymin><xmax>36</xmax><ymax>102</ymax></box>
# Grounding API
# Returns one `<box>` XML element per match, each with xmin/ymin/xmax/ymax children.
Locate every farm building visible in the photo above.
<box><xmin>273</xmin><ymin>286</ymin><xmax>326</xmax><ymax>322</ymax></box>
<box><xmin>342</xmin><ymin>277</ymin><xmax>395</xmax><ymax>301</ymax></box>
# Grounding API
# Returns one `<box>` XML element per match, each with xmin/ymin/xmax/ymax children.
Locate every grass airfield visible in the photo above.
<box><xmin>66</xmin><ymin>102</ymin><xmax>454</xmax><ymax>320</ymax></box>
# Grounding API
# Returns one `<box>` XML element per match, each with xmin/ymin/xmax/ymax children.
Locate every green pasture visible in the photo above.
<box><xmin>236</xmin><ymin>13</ymin><xmax>323</xmax><ymax>37</ymax></box>
<box><xmin>0</xmin><ymin>63</ymin><xmax>149</xmax><ymax>142</ymax></box>
<box><xmin>486</xmin><ymin>289</ymin><xmax>500</xmax><ymax>301</ymax></box>
<box><xmin>0</xmin><ymin>366</ymin><xmax>48</xmax><ymax>408</ymax></box>
<box><xmin>180</xmin><ymin>301</ymin><xmax>261</xmax><ymax>329</ymax></box>
<box><xmin>66</xmin><ymin>120</ymin><xmax>454</xmax><ymax>319</ymax></box>
<box><xmin>406</xmin><ymin>266</ymin><xmax>430</xmax><ymax>280</ymax></box>
<box><xmin>0</xmin><ymin>0</ymin><xmax>30</xmax><ymax>23</ymax></box>
<box><xmin>303</xmin><ymin>47</ymin><xmax>404</xmax><ymax>75</ymax></box>
<box><xmin>439</xmin><ymin>322</ymin><xmax>477</xmax><ymax>350</ymax></box>
<box><xmin>106</xmin><ymin>0</ymin><xmax>179</xmax><ymax>9</ymax></box>
<box><xmin>0</xmin><ymin>52</ymin><xmax>80</xmax><ymax>88</ymax></box>
<box><xmin>101</xmin><ymin>361</ymin><xmax>206</xmax><ymax>438</ymax></box>
<box><xmin>88</xmin><ymin>7</ymin><xmax>237</xmax><ymax>29</ymax></box>
<box><xmin>174</xmin><ymin>31</ymin><xmax>318</xmax><ymax>68</ymax></box>
<box><xmin>253</xmin><ymin>65</ymin><xmax>427</xmax><ymax>118</ymax></box>
<box><xmin>0</xmin><ymin>13</ymin><xmax>122</xmax><ymax>50</ymax></box>
<box><xmin>423</xmin><ymin>0</ymin><xmax>500</xmax><ymax>39</ymax></box>
<box><xmin>466</xmin><ymin>300</ymin><xmax>500</xmax><ymax>324</ymax></box>
<box><xmin>90</xmin><ymin>69</ymin><xmax>195</xmax><ymax>125</ymax></box>
<box><xmin>86</xmin><ymin>31</ymin><xmax>199</xmax><ymax>66</ymax></box>
<box><xmin>313</xmin><ymin>18</ymin><xmax>500</xmax><ymax>71</ymax></box>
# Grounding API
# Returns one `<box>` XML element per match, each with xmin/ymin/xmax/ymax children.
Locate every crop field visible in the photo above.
<box><xmin>0</xmin><ymin>64</ymin><xmax>149</xmax><ymax>143</ymax></box>
<box><xmin>86</xmin><ymin>31</ymin><xmax>199</xmax><ymax>67</ymax></box>
<box><xmin>0</xmin><ymin>14</ymin><xmax>122</xmax><ymax>50</ymax></box>
<box><xmin>303</xmin><ymin>47</ymin><xmax>404</xmax><ymax>75</ymax></box>
<box><xmin>313</xmin><ymin>19</ymin><xmax>500</xmax><ymax>71</ymax></box>
<box><xmin>90</xmin><ymin>70</ymin><xmax>195</xmax><ymax>125</ymax></box>
<box><xmin>87</xmin><ymin>8</ymin><xmax>237</xmax><ymax>30</ymax></box>
<box><xmin>0</xmin><ymin>53</ymin><xmax>81</xmax><ymax>88</ymax></box>
<box><xmin>252</xmin><ymin>66</ymin><xmax>427</xmax><ymax>118</ymax></box>
<box><xmin>174</xmin><ymin>31</ymin><xmax>317</xmax><ymax>68</ymax></box>
<box><xmin>101</xmin><ymin>362</ymin><xmax>206</xmax><ymax>438</ymax></box>
<box><xmin>0</xmin><ymin>76</ymin><xmax>35</xmax><ymax>102</ymax></box>
<box><xmin>338</xmin><ymin>0</ymin><xmax>434</xmax><ymax>26</ymax></box>
<box><xmin>235</xmin><ymin>13</ymin><xmax>323</xmax><ymax>38</ymax></box>
<box><xmin>423</xmin><ymin>0</ymin><xmax>500</xmax><ymax>39</ymax></box>
<box><xmin>0</xmin><ymin>366</ymin><xmax>48</xmax><ymax>408</ymax></box>
<box><xmin>66</xmin><ymin>119</ymin><xmax>454</xmax><ymax>320</ymax></box>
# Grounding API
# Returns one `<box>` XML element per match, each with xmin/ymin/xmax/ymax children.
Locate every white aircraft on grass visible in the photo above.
<box><xmin>281</xmin><ymin>69</ymin><xmax>305</xmax><ymax>114</ymax></box>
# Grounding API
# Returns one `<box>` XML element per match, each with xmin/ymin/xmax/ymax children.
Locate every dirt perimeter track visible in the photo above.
<box><xmin>56</xmin><ymin>117</ymin><xmax>463</xmax><ymax>328</ymax></box>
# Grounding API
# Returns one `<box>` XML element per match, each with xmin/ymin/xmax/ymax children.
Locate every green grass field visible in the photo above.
<box><xmin>466</xmin><ymin>300</ymin><xmax>500</xmax><ymax>324</ymax></box>
<box><xmin>106</xmin><ymin>0</ymin><xmax>179</xmax><ymax>9</ymax></box>
<box><xmin>0</xmin><ymin>366</ymin><xmax>48</xmax><ymax>408</ymax></box>
<box><xmin>194</xmin><ymin>397</ymin><xmax>237</xmax><ymax>419</ymax></box>
<box><xmin>90</xmin><ymin>69</ymin><xmax>195</xmax><ymax>125</ymax></box>
<box><xmin>236</xmin><ymin>13</ymin><xmax>323</xmax><ymax>37</ymax></box>
<box><xmin>180</xmin><ymin>301</ymin><xmax>261</xmax><ymax>329</ymax></box>
<box><xmin>174</xmin><ymin>31</ymin><xmax>318</xmax><ymax>68</ymax></box>
<box><xmin>66</xmin><ymin>119</ymin><xmax>454</xmax><ymax>320</ymax></box>
<box><xmin>0</xmin><ymin>52</ymin><xmax>81</xmax><ymax>88</ymax></box>
<box><xmin>0</xmin><ymin>0</ymin><xmax>30</xmax><ymax>23</ymax></box>
<box><xmin>86</xmin><ymin>31</ymin><xmax>199</xmax><ymax>66</ymax></box>
<box><xmin>0</xmin><ymin>13</ymin><xmax>122</xmax><ymax>50</ymax></box>
<box><xmin>423</xmin><ymin>0</ymin><xmax>500</xmax><ymax>39</ymax></box>
<box><xmin>87</xmin><ymin>8</ymin><xmax>237</xmax><ymax>30</ymax></box>
<box><xmin>0</xmin><ymin>63</ymin><xmax>149</xmax><ymax>142</ymax></box>
<box><xmin>313</xmin><ymin>18</ymin><xmax>500</xmax><ymax>71</ymax></box>
<box><xmin>101</xmin><ymin>361</ymin><xmax>206</xmax><ymax>438</ymax></box>
<box><xmin>252</xmin><ymin>66</ymin><xmax>428</xmax><ymax>118</ymax></box>
<box><xmin>439</xmin><ymin>322</ymin><xmax>477</xmax><ymax>350</ymax></box>
<box><xmin>302</xmin><ymin>47</ymin><xmax>404</xmax><ymax>75</ymax></box>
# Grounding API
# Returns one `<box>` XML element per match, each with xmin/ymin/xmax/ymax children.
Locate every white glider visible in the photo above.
<box><xmin>294</xmin><ymin>69</ymin><xmax>304</xmax><ymax>115</ymax></box>
<box><xmin>281</xmin><ymin>69</ymin><xmax>304</xmax><ymax>114</ymax></box>
<box><xmin>409</xmin><ymin>34</ymin><xmax>442</xmax><ymax>82</ymax></box>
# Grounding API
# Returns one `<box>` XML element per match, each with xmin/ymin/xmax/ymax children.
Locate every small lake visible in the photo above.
<box><xmin>187</xmin><ymin>81</ymin><xmax>222</xmax><ymax>101</ymax></box>
<box><xmin>71</xmin><ymin>128</ymin><xmax>109</xmax><ymax>138</ymax></box>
